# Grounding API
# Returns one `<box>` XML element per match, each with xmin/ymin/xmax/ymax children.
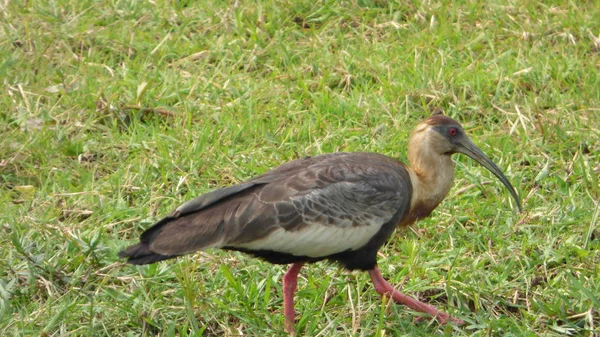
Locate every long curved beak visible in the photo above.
<box><xmin>456</xmin><ymin>137</ymin><xmax>523</xmax><ymax>212</ymax></box>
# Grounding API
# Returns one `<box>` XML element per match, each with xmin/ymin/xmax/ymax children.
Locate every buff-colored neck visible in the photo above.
<box><xmin>405</xmin><ymin>125</ymin><xmax>455</xmax><ymax>219</ymax></box>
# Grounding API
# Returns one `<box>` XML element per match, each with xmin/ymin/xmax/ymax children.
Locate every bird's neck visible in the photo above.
<box><xmin>405</xmin><ymin>134</ymin><xmax>455</xmax><ymax>222</ymax></box>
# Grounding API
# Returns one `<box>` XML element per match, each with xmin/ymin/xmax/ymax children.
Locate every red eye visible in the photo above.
<box><xmin>449</xmin><ymin>127</ymin><xmax>458</xmax><ymax>136</ymax></box>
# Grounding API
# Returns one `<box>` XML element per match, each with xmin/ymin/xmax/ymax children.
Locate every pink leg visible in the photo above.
<box><xmin>368</xmin><ymin>266</ymin><xmax>464</xmax><ymax>325</ymax></box>
<box><xmin>283</xmin><ymin>262</ymin><xmax>304</xmax><ymax>333</ymax></box>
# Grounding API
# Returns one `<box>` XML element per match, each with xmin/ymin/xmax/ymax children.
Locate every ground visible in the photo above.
<box><xmin>1</xmin><ymin>1</ymin><xmax>599</xmax><ymax>336</ymax></box>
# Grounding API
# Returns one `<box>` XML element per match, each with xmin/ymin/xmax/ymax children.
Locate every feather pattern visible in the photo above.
<box><xmin>120</xmin><ymin>152</ymin><xmax>413</xmax><ymax>268</ymax></box>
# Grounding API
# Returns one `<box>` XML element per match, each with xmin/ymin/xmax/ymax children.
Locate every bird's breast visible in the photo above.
<box><xmin>397</xmin><ymin>201</ymin><xmax>438</xmax><ymax>227</ymax></box>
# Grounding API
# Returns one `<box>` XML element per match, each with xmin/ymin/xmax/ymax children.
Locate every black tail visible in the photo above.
<box><xmin>118</xmin><ymin>242</ymin><xmax>179</xmax><ymax>265</ymax></box>
<box><xmin>118</xmin><ymin>216</ymin><xmax>180</xmax><ymax>265</ymax></box>
<box><xmin>118</xmin><ymin>183</ymin><xmax>262</xmax><ymax>266</ymax></box>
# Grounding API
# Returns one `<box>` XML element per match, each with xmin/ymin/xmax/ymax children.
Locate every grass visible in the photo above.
<box><xmin>1</xmin><ymin>0</ymin><xmax>599</xmax><ymax>336</ymax></box>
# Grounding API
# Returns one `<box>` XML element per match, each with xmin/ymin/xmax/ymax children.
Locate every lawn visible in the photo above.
<box><xmin>1</xmin><ymin>0</ymin><xmax>599</xmax><ymax>336</ymax></box>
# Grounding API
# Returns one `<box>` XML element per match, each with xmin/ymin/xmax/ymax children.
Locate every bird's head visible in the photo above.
<box><xmin>411</xmin><ymin>113</ymin><xmax>523</xmax><ymax>211</ymax></box>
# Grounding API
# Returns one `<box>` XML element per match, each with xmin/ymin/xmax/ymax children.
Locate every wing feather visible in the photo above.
<box><xmin>124</xmin><ymin>152</ymin><xmax>412</xmax><ymax>260</ymax></box>
<box><xmin>228</xmin><ymin>179</ymin><xmax>405</xmax><ymax>256</ymax></box>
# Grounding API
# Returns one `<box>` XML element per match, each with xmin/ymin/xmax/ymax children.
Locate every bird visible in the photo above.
<box><xmin>118</xmin><ymin>113</ymin><xmax>522</xmax><ymax>333</ymax></box>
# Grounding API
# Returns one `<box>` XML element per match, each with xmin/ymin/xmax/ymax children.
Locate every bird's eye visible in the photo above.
<box><xmin>448</xmin><ymin>127</ymin><xmax>458</xmax><ymax>136</ymax></box>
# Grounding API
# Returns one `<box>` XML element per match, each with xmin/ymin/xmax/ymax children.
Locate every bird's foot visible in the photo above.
<box><xmin>369</xmin><ymin>267</ymin><xmax>465</xmax><ymax>326</ymax></box>
<box><xmin>415</xmin><ymin>312</ymin><xmax>464</xmax><ymax>325</ymax></box>
<box><xmin>285</xmin><ymin>319</ymin><xmax>296</xmax><ymax>336</ymax></box>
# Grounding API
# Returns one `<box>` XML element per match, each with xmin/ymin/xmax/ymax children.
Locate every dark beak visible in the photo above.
<box><xmin>455</xmin><ymin>137</ymin><xmax>523</xmax><ymax>212</ymax></box>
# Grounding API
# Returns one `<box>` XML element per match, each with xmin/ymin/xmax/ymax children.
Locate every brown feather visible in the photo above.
<box><xmin>423</xmin><ymin>114</ymin><xmax>460</xmax><ymax>126</ymax></box>
<box><xmin>119</xmin><ymin>152</ymin><xmax>413</xmax><ymax>264</ymax></box>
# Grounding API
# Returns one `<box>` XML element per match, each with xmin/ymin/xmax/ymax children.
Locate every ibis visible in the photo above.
<box><xmin>119</xmin><ymin>113</ymin><xmax>521</xmax><ymax>332</ymax></box>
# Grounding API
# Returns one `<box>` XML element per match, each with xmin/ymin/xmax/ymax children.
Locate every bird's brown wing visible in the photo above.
<box><xmin>120</xmin><ymin>153</ymin><xmax>412</xmax><ymax>262</ymax></box>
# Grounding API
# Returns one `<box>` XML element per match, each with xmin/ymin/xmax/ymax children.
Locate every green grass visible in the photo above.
<box><xmin>1</xmin><ymin>0</ymin><xmax>599</xmax><ymax>336</ymax></box>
